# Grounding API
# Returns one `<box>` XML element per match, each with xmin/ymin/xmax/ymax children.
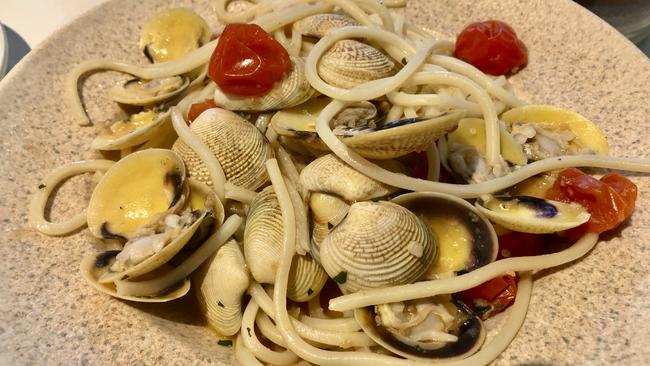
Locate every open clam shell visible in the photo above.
<box><xmin>318</xmin><ymin>40</ymin><xmax>396</xmax><ymax>89</ymax></box>
<box><xmin>392</xmin><ymin>192</ymin><xmax>498</xmax><ymax>279</ymax></box>
<box><xmin>355</xmin><ymin>296</ymin><xmax>485</xmax><ymax>361</ymax></box>
<box><xmin>97</xmin><ymin>209</ymin><xmax>213</xmax><ymax>284</ymax></box>
<box><xmin>475</xmin><ymin>195</ymin><xmax>590</xmax><ymax>234</ymax></box>
<box><xmin>187</xmin><ymin>178</ymin><xmax>225</xmax><ymax>226</ymax></box>
<box><xmin>272</xmin><ymin>97</ymin><xmax>462</xmax><ymax>159</ymax></box>
<box><xmin>91</xmin><ymin>110</ymin><xmax>171</xmax><ymax>151</ymax></box>
<box><xmin>319</xmin><ymin>201</ymin><xmax>437</xmax><ymax>293</ymax></box>
<box><xmin>295</xmin><ymin>13</ymin><xmax>359</xmax><ymax>38</ymax></box>
<box><xmin>194</xmin><ymin>239</ymin><xmax>250</xmax><ymax>336</ymax></box>
<box><xmin>213</xmin><ymin>57</ymin><xmax>316</xmax><ymax>112</ymax></box>
<box><xmin>172</xmin><ymin>108</ymin><xmax>273</xmax><ymax>190</ymax></box>
<box><xmin>80</xmin><ymin>252</ymin><xmax>190</xmax><ymax>303</ymax></box>
<box><xmin>87</xmin><ymin>149</ymin><xmax>187</xmax><ymax>240</ymax></box>
<box><xmin>109</xmin><ymin>76</ymin><xmax>190</xmax><ymax>106</ymax></box>
<box><xmin>140</xmin><ymin>8</ymin><xmax>211</xmax><ymax>63</ymax></box>
<box><xmin>299</xmin><ymin>154</ymin><xmax>398</xmax><ymax>202</ymax></box>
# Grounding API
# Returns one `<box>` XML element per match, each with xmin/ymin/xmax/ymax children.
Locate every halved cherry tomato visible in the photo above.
<box><xmin>208</xmin><ymin>23</ymin><xmax>290</xmax><ymax>96</ymax></box>
<box><xmin>187</xmin><ymin>99</ymin><xmax>218</xmax><ymax>123</ymax></box>
<box><xmin>397</xmin><ymin>150</ymin><xmax>456</xmax><ymax>183</ymax></box>
<box><xmin>497</xmin><ymin>232</ymin><xmax>545</xmax><ymax>259</ymax></box>
<box><xmin>456</xmin><ymin>275</ymin><xmax>518</xmax><ymax>319</ymax></box>
<box><xmin>454</xmin><ymin>20</ymin><xmax>528</xmax><ymax>76</ymax></box>
<box><xmin>545</xmin><ymin>168</ymin><xmax>637</xmax><ymax>236</ymax></box>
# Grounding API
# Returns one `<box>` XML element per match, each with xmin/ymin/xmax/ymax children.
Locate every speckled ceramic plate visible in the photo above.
<box><xmin>0</xmin><ymin>0</ymin><xmax>649</xmax><ymax>365</ymax></box>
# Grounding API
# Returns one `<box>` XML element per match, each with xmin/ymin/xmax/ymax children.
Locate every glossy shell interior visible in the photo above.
<box><xmin>0</xmin><ymin>0</ymin><xmax>648</xmax><ymax>364</ymax></box>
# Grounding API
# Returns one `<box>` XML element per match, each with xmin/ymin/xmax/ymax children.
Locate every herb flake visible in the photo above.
<box><xmin>217</xmin><ymin>340</ymin><xmax>232</xmax><ymax>347</ymax></box>
<box><xmin>218</xmin><ymin>301</ymin><xmax>224</xmax><ymax>308</ymax></box>
<box><xmin>307</xmin><ymin>288</ymin><xmax>314</xmax><ymax>296</ymax></box>
<box><xmin>38</xmin><ymin>184</ymin><xmax>46</xmax><ymax>189</ymax></box>
<box><xmin>247</xmin><ymin>327</ymin><xmax>252</xmax><ymax>337</ymax></box>
<box><xmin>333</xmin><ymin>271</ymin><xmax>347</xmax><ymax>284</ymax></box>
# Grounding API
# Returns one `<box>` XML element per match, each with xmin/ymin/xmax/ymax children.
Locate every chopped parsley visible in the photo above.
<box><xmin>307</xmin><ymin>288</ymin><xmax>314</xmax><ymax>296</ymax></box>
<box><xmin>333</xmin><ymin>271</ymin><xmax>347</xmax><ymax>284</ymax></box>
<box><xmin>38</xmin><ymin>184</ymin><xmax>46</xmax><ymax>189</ymax></box>
<box><xmin>218</xmin><ymin>301</ymin><xmax>224</xmax><ymax>308</ymax></box>
<box><xmin>217</xmin><ymin>340</ymin><xmax>232</xmax><ymax>347</ymax></box>
<box><xmin>247</xmin><ymin>327</ymin><xmax>252</xmax><ymax>337</ymax></box>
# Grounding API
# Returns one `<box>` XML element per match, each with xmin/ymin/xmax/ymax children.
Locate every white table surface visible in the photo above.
<box><xmin>1</xmin><ymin>0</ymin><xmax>109</xmax><ymax>48</ymax></box>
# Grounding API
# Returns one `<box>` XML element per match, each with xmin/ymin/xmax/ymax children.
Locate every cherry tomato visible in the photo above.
<box><xmin>187</xmin><ymin>99</ymin><xmax>218</xmax><ymax>123</ymax></box>
<box><xmin>497</xmin><ymin>232</ymin><xmax>545</xmax><ymax>259</ymax></box>
<box><xmin>398</xmin><ymin>151</ymin><xmax>429</xmax><ymax>179</ymax></box>
<box><xmin>456</xmin><ymin>275</ymin><xmax>518</xmax><ymax>319</ymax></box>
<box><xmin>545</xmin><ymin>168</ymin><xmax>637</xmax><ymax>236</ymax></box>
<box><xmin>208</xmin><ymin>23</ymin><xmax>290</xmax><ymax>96</ymax></box>
<box><xmin>454</xmin><ymin>20</ymin><xmax>528</xmax><ymax>76</ymax></box>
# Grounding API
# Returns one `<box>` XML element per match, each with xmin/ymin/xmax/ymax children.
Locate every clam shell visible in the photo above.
<box><xmin>475</xmin><ymin>195</ymin><xmax>590</xmax><ymax>234</ymax></box>
<box><xmin>318</xmin><ymin>40</ymin><xmax>396</xmax><ymax>89</ymax></box>
<box><xmin>310</xmin><ymin>192</ymin><xmax>349</xmax><ymax>225</ymax></box>
<box><xmin>87</xmin><ymin>149</ymin><xmax>187</xmax><ymax>240</ymax></box>
<box><xmin>243</xmin><ymin>186</ymin><xmax>283</xmax><ymax>284</ymax></box>
<box><xmin>213</xmin><ymin>57</ymin><xmax>316</xmax><ymax>112</ymax></box>
<box><xmin>393</xmin><ymin>192</ymin><xmax>498</xmax><ymax>279</ymax></box>
<box><xmin>295</xmin><ymin>13</ymin><xmax>359</xmax><ymax>38</ymax></box>
<box><xmin>91</xmin><ymin>111</ymin><xmax>171</xmax><ymax>151</ymax></box>
<box><xmin>287</xmin><ymin>254</ymin><xmax>328</xmax><ymax>302</ymax></box>
<box><xmin>80</xmin><ymin>252</ymin><xmax>190</xmax><ymax>303</ymax></box>
<box><xmin>172</xmin><ymin>108</ymin><xmax>273</xmax><ymax>190</ymax></box>
<box><xmin>187</xmin><ymin>178</ymin><xmax>225</xmax><ymax>226</ymax></box>
<box><xmin>299</xmin><ymin>154</ymin><xmax>397</xmax><ymax>202</ymax></box>
<box><xmin>140</xmin><ymin>8</ymin><xmax>211</xmax><ymax>63</ymax></box>
<box><xmin>194</xmin><ymin>239</ymin><xmax>250</xmax><ymax>336</ymax></box>
<box><xmin>97</xmin><ymin>209</ymin><xmax>212</xmax><ymax>284</ymax></box>
<box><xmin>109</xmin><ymin>76</ymin><xmax>189</xmax><ymax>106</ymax></box>
<box><xmin>320</xmin><ymin>201</ymin><xmax>437</xmax><ymax>293</ymax></box>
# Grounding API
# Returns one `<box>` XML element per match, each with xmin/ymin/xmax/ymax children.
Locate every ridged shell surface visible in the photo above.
<box><xmin>172</xmin><ymin>108</ymin><xmax>272</xmax><ymax>190</ymax></box>
<box><xmin>299</xmin><ymin>154</ymin><xmax>397</xmax><ymax>202</ymax></box>
<box><xmin>213</xmin><ymin>57</ymin><xmax>316</xmax><ymax>111</ymax></box>
<box><xmin>194</xmin><ymin>239</ymin><xmax>250</xmax><ymax>336</ymax></box>
<box><xmin>295</xmin><ymin>13</ymin><xmax>359</xmax><ymax>38</ymax></box>
<box><xmin>243</xmin><ymin>186</ymin><xmax>283</xmax><ymax>284</ymax></box>
<box><xmin>320</xmin><ymin>201</ymin><xmax>437</xmax><ymax>293</ymax></box>
<box><xmin>318</xmin><ymin>40</ymin><xmax>395</xmax><ymax>89</ymax></box>
<box><xmin>287</xmin><ymin>254</ymin><xmax>328</xmax><ymax>302</ymax></box>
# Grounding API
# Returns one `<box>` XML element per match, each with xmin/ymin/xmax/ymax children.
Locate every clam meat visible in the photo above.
<box><xmin>109</xmin><ymin>76</ymin><xmax>190</xmax><ymax>106</ymax></box>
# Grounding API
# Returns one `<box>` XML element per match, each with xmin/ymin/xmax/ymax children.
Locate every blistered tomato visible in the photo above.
<box><xmin>545</xmin><ymin>168</ymin><xmax>637</xmax><ymax>236</ymax></box>
<box><xmin>456</xmin><ymin>275</ymin><xmax>518</xmax><ymax>319</ymax></box>
<box><xmin>208</xmin><ymin>23</ymin><xmax>291</xmax><ymax>96</ymax></box>
<box><xmin>187</xmin><ymin>99</ymin><xmax>218</xmax><ymax>123</ymax></box>
<box><xmin>454</xmin><ymin>20</ymin><xmax>528</xmax><ymax>76</ymax></box>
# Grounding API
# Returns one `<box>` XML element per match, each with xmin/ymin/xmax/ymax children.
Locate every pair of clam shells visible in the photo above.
<box><xmin>81</xmin><ymin>149</ymin><xmax>224</xmax><ymax>302</ymax></box>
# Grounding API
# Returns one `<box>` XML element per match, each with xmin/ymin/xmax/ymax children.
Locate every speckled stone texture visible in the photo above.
<box><xmin>0</xmin><ymin>0</ymin><xmax>648</xmax><ymax>365</ymax></box>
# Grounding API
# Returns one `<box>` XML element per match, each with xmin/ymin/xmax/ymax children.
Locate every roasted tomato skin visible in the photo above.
<box><xmin>545</xmin><ymin>168</ymin><xmax>637</xmax><ymax>236</ymax></box>
<box><xmin>208</xmin><ymin>23</ymin><xmax>290</xmax><ymax>96</ymax></box>
<box><xmin>454</xmin><ymin>20</ymin><xmax>528</xmax><ymax>76</ymax></box>
<box><xmin>187</xmin><ymin>100</ymin><xmax>218</xmax><ymax>123</ymax></box>
<box><xmin>456</xmin><ymin>275</ymin><xmax>518</xmax><ymax>319</ymax></box>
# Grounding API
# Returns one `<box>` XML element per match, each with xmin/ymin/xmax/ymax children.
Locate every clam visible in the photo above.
<box><xmin>392</xmin><ymin>192</ymin><xmax>498</xmax><ymax>279</ymax></box>
<box><xmin>172</xmin><ymin>108</ymin><xmax>273</xmax><ymax>190</ymax></box>
<box><xmin>447</xmin><ymin>117</ymin><xmax>527</xmax><ymax>166</ymax></box>
<box><xmin>295</xmin><ymin>13</ymin><xmax>359</xmax><ymax>38</ymax></box>
<box><xmin>309</xmin><ymin>192</ymin><xmax>349</xmax><ymax>252</ymax></box>
<box><xmin>194</xmin><ymin>239</ymin><xmax>250</xmax><ymax>336</ymax></box>
<box><xmin>299</xmin><ymin>154</ymin><xmax>398</xmax><ymax>202</ymax></box>
<box><xmin>500</xmin><ymin>104</ymin><xmax>609</xmax><ymax>155</ymax></box>
<box><xmin>87</xmin><ymin>149</ymin><xmax>187</xmax><ymax>240</ymax></box>
<box><xmin>318</xmin><ymin>40</ymin><xmax>395</xmax><ymax>89</ymax></box>
<box><xmin>140</xmin><ymin>8</ymin><xmax>211</xmax><ymax>63</ymax></box>
<box><xmin>475</xmin><ymin>195</ymin><xmax>590</xmax><ymax>234</ymax></box>
<box><xmin>243</xmin><ymin>186</ymin><xmax>283</xmax><ymax>284</ymax></box>
<box><xmin>319</xmin><ymin>201</ymin><xmax>437</xmax><ymax>293</ymax></box>
<box><xmin>96</xmin><ymin>209</ymin><xmax>214</xmax><ymax>284</ymax></box>
<box><xmin>109</xmin><ymin>76</ymin><xmax>190</xmax><ymax>106</ymax></box>
<box><xmin>91</xmin><ymin>110</ymin><xmax>171</xmax><ymax>151</ymax></box>
<box><xmin>355</xmin><ymin>296</ymin><xmax>485</xmax><ymax>361</ymax></box>
<box><xmin>287</xmin><ymin>253</ymin><xmax>328</xmax><ymax>302</ymax></box>
<box><xmin>243</xmin><ymin>186</ymin><xmax>311</xmax><ymax>284</ymax></box>
<box><xmin>271</xmin><ymin>97</ymin><xmax>462</xmax><ymax>159</ymax></box>
<box><xmin>213</xmin><ymin>57</ymin><xmax>316</xmax><ymax>112</ymax></box>
<box><xmin>80</xmin><ymin>251</ymin><xmax>190</xmax><ymax>302</ymax></box>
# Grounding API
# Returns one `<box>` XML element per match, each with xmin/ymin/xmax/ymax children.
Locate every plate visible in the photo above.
<box><xmin>0</xmin><ymin>0</ymin><xmax>648</xmax><ymax>364</ymax></box>
<box><xmin>0</xmin><ymin>22</ymin><xmax>7</xmax><ymax>78</ymax></box>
